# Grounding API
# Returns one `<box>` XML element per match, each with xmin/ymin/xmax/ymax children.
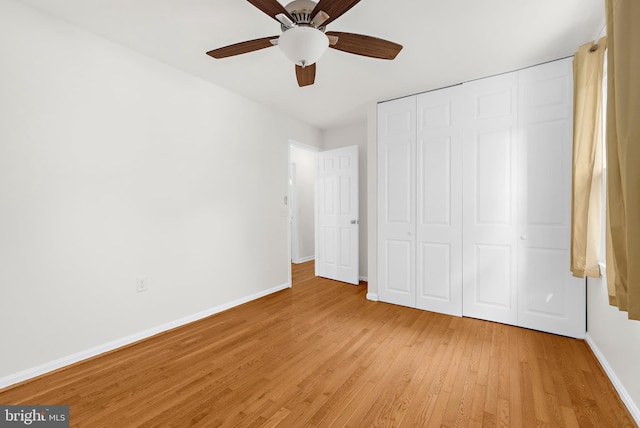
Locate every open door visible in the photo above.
<box><xmin>316</xmin><ymin>145</ymin><xmax>359</xmax><ymax>285</ymax></box>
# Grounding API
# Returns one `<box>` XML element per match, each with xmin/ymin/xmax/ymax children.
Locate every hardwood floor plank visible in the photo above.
<box><xmin>506</xmin><ymin>326</ymin><xmax>523</xmax><ymax>428</ymax></box>
<box><xmin>0</xmin><ymin>261</ymin><xmax>636</xmax><ymax>427</ymax></box>
<box><xmin>483</xmin><ymin>355</ymin><xmax>500</xmax><ymax>420</ymax></box>
<box><xmin>520</xmin><ymin>361</ymin><xmax>537</xmax><ymax>427</ymax></box>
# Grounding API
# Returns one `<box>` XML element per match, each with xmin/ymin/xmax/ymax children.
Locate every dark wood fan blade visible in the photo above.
<box><xmin>206</xmin><ymin>36</ymin><xmax>278</xmax><ymax>59</ymax></box>
<box><xmin>295</xmin><ymin>64</ymin><xmax>316</xmax><ymax>87</ymax></box>
<box><xmin>326</xmin><ymin>31</ymin><xmax>403</xmax><ymax>60</ymax></box>
<box><xmin>247</xmin><ymin>0</ymin><xmax>293</xmax><ymax>21</ymax></box>
<box><xmin>311</xmin><ymin>0</ymin><xmax>361</xmax><ymax>26</ymax></box>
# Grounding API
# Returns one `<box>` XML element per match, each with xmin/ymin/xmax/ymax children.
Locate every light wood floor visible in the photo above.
<box><xmin>0</xmin><ymin>261</ymin><xmax>635</xmax><ymax>427</ymax></box>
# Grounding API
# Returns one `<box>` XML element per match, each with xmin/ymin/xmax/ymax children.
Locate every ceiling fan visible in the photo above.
<box><xmin>206</xmin><ymin>0</ymin><xmax>403</xmax><ymax>87</ymax></box>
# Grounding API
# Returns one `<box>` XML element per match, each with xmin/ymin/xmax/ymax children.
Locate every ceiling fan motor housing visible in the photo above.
<box><xmin>284</xmin><ymin>0</ymin><xmax>321</xmax><ymax>28</ymax></box>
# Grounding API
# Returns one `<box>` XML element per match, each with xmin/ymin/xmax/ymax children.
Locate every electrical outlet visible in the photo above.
<box><xmin>136</xmin><ymin>276</ymin><xmax>149</xmax><ymax>293</ymax></box>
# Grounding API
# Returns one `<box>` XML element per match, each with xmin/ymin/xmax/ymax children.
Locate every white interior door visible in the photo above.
<box><xmin>416</xmin><ymin>87</ymin><xmax>463</xmax><ymax>316</ymax></box>
<box><xmin>378</xmin><ymin>96</ymin><xmax>417</xmax><ymax>307</ymax></box>
<box><xmin>517</xmin><ymin>58</ymin><xmax>585</xmax><ymax>338</ymax></box>
<box><xmin>316</xmin><ymin>145</ymin><xmax>359</xmax><ymax>285</ymax></box>
<box><xmin>462</xmin><ymin>72</ymin><xmax>519</xmax><ymax>325</ymax></box>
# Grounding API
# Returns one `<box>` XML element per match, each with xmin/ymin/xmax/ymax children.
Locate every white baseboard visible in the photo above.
<box><xmin>359</xmin><ymin>276</ymin><xmax>368</xmax><ymax>282</ymax></box>
<box><xmin>292</xmin><ymin>256</ymin><xmax>314</xmax><ymax>264</ymax></box>
<box><xmin>0</xmin><ymin>282</ymin><xmax>290</xmax><ymax>391</ymax></box>
<box><xmin>585</xmin><ymin>333</ymin><xmax>640</xmax><ymax>425</ymax></box>
<box><xmin>366</xmin><ymin>293</ymin><xmax>379</xmax><ymax>301</ymax></box>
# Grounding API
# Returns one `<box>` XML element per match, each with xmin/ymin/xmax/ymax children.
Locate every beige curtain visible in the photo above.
<box><xmin>571</xmin><ymin>38</ymin><xmax>606</xmax><ymax>278</ymax></box>
<box><xmin>605</xmin><ymin>0</ymin><xmax>640</xmax><ymax>320</ymax></box>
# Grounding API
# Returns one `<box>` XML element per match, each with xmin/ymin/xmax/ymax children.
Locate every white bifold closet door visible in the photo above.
<box><xmin>461</xmin><ymin>58</ymin><xmax>585</xmax><ymax>337</ymax></box>
<box><xmin>378</xmin><ymin>86</ymin><xmax>463</xmax><ymax>316</ymax></box>
<box><xmin>461</xmin><ymin>72</ymin><xmax>519</xmax><ymax>326</ymax></box>
<box><xmin>516</xmin><ymin>58</ymin><xmax>585</xmax><ymax>338</ymax></box>
<box><xmin>377</xmin><ymin>96</ymin><xmax>417</xmax><ymax>307</ymax></box>
<box><xmin>415</xmin><ymin>87</ymin><xmax>463</xmax><ymax>316</ymax></box>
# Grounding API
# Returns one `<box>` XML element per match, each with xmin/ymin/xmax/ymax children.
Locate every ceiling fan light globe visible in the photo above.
<box><xmin>278</xmin><ymin>26</ymin><xmax>329</xmax><ymax>67</ymax></box>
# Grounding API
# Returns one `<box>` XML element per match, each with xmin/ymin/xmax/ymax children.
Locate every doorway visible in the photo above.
<box><xmin>289</xmin><ymin>142</ymin><xmax>319</xmax><ymax>285</ymax></box>
<box><xmin>288</xmin><ymin>142</ymin><xmax>360</xmax><ymax>287</ymax></box>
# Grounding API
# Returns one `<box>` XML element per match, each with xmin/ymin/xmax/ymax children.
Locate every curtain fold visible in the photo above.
<box><xmin>605</xmin><ymin>0</ymin><xmax>640</xmax><ymax>320</ymax></box>
<box><xmin>571</xmin><ymin>38</ymin><xmax>606</xmax><ymax>279</ymax></box>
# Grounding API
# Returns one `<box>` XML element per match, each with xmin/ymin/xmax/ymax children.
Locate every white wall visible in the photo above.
<box><xmin>366</xmin><ymin>103</ymin><xmax>378</xmax><ymax>298</ymax></box>
<box><xmin>0</xmin><ymin>0</ymin><xmax>321</xmax><ymax>383</ymax></box>
<box><xmin>586</xmin><ymin>268</ymin><xmax>640</xmax><ymax>424</ymax></box>
<box><xmin>323</xmin><ymin>123</ymin><xmax>368</xmax><ymax>280</ymax></box>
<box><xmin>289</xmin><ymin>145</ymin><xmax>316</xmax><ymax>262</ymax></box>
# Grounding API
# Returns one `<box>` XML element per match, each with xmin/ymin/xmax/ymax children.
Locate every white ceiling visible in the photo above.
<box><xmin>17</xmin><ymin>0</ymin><xmax>604</xmax><ymax>130</ymax></box>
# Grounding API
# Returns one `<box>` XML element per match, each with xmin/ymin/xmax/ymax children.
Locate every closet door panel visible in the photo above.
<box><xmin>462</xmin><ymin>73</ymin><xmax>519</xmax><ymax>325</ymax></box>
<box><xmin>416</xmin><ymin>87</ymin><xmax>463</xmax><ymax>315</ymax></box>
<box><xmin>378</xmin><ymin>96</ymin><xmax>417</xmax><ymax>308</ymax></box>
<box><xmin>517</xmin><ymin>57</ymin><xmax>585</xmax><ymax>338</ymax></box>
<box><xmin>418</xmin><ymin>243</ymin><xmax>452</xmax><ymax>302</ymax></box>
<box><xmin>421</xmin><ymin>135</ymin><xmax>451</xmax><ymax>225</ymax></box>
